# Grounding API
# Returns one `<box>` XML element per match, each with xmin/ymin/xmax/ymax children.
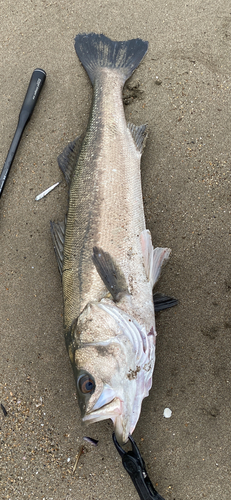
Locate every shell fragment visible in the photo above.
<box><xmin>35</xmin><ymin>181</ymin><xmax>59</xmax><ymax>201</ymax></box>
<box><xmin>163</xmin><ymin>408</ymin><xmax>172</xmax><ymax>418</ymax></box>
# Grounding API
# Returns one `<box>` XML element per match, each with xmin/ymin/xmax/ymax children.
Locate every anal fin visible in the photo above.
<box><xmin>127</xmin><ymin>122</ymin><xmax>147</xmax><ymax>153</ymax></box>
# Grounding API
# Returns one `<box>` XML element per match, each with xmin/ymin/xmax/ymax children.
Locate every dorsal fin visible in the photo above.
<box><xmin>57</xmin><ymin>135</ymin><xmax>83</xmax><ymax>184</ymax></box>
<box><xmin>127</xmin><ymin>123</ymin><xmax>147</xmax><ymax>153</ymax></box>
<box><xmin>140</xmin><ymin>229</ymin><xmax>171</xmax><ymax>288</ymax></box>
<box><xmin>50</xmin><ymin>217</ymin><xmax>66</xmax><ymax>275</ymax></box>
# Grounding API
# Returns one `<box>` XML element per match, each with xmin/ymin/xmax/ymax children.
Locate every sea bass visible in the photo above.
<box><xmin>51</xmin><ymin>33</ymin><xmax>171</xmax><ymax>444</ymax></box>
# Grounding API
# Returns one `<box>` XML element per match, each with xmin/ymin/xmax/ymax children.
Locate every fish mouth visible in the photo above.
<box><xmin>82</xmin><ymin>397</ymin><xmax>122</xmax><ymax>424</ymax></box>
<box><xmin>82</xmin><ymin>397</ymin><xmax>132</xmax><ymax>444</ymax></box>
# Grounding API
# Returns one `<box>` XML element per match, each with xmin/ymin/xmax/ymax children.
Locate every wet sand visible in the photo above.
<box><xmin>1</xmin><ymin>1</ymin><xmax>231</xmax><ymax>499</ymax></box>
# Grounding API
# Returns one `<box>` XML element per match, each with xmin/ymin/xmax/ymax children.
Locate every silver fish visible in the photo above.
<box><xmin>51</xmin><ymin>33</ymin><xmax>171</xmax><ymax>444</ymax></box>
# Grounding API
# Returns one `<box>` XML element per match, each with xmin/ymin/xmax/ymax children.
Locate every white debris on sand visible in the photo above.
<box><xmin>163</xmin><ymin>408</ymin><xmax>172</xmax><ymax>418</ymax></box>
<box><xmin>35</xmin><ymin>181</ymin><xmax>59</xmax><ymax>201</ymax></box>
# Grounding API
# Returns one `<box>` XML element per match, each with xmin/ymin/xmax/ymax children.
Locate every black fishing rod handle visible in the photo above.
<box><xmin>0</xmin><ymin>69</ymin><xmax>46</xmax><ymax>197</ymax></box>
<box><xmin>18</xmin><ymin>68</ymin><xmax>46</xmax><ymax>126</ymax></box>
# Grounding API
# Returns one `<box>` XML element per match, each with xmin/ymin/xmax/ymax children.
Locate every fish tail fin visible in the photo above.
<box><xmin>74</xmin><ymin>33</ymin><xmax>148</xmax><ymax>85</ymax></box>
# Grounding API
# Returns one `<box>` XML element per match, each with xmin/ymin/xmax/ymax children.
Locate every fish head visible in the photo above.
<box><xmin>73</xmin><ymin>300</ymin><xmax>154</xmax><ymax>444</ymax></box>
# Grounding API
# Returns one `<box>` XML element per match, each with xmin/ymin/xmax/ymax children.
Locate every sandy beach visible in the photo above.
<box><xmin>1</xmin><ymin>1</ymin><xmax>231</xmax><ymax>499</ymax></box>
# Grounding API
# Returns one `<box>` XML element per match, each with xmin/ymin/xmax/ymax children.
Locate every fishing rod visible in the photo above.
<box><xmin>0</xmin><ymin>68</ymin><xmax>46</xmax><ymax>197</ymax></box>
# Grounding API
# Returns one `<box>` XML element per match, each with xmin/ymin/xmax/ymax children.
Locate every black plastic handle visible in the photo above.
<box><xmin>18</xmin><ymin>68</ymin><xmax>46</xmax><ymax>127</ymax></box>
<box><xmin>113</xmin><ymin>433</ymin><xmax>166</xmax><ymax>500</ymax></box>
<box><xmin>0</xmin><ymin>68</ymin><xmax>46</xmax><ymax>197</ymax></box>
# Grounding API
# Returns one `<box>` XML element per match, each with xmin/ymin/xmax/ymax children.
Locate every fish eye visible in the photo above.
<box><xmin>78</xmin><ymin>374</ymin><xmax>95</xmax><ymax>394</ymax></box>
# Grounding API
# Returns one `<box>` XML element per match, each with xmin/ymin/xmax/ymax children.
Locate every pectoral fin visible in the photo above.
<box><xmin>153</xmin><ymin>292</ymin><xmax>178</xmax><ymax>312</ymax></box>
<box><xmin>92</xmin><ymin>247</ymin><xmax>129</xmax><ymax>301</ymax></box>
